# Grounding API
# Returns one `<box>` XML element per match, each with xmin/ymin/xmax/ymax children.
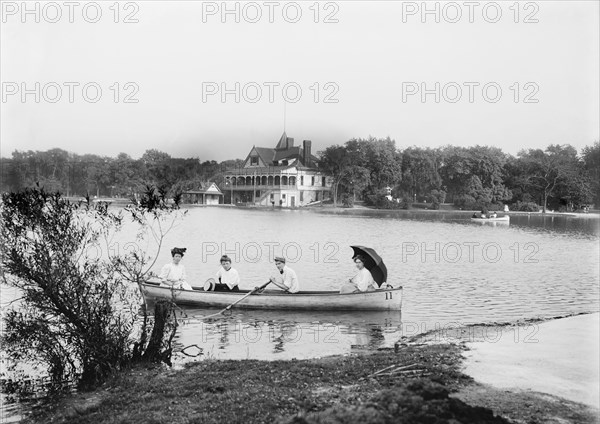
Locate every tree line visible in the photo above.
<box><xmin>1</xmin><ymin>140</ymin><xmax>598</xmax><ymax>211</ymax></box>
<box><xmin>319</xmin><ymin>138</ymin><xmax>599</xmax><ymax>212</ymax></box>
<box><xmin>0</xmin><ymin>148</ymin><xmax>243</xmax><ymax>199</ymax></box>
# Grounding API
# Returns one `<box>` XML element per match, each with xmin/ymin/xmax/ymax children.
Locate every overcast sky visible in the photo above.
<box><xmin>1</xmin><ymin>1</ymin><xmax>598</xmax><ymax>161</ymax></box>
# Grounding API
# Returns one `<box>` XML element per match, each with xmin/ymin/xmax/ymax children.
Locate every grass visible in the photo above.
<box><xmin>27</xmin><ymin>344</ymin><xmax>511</xmax><ymax>424</ymax></box>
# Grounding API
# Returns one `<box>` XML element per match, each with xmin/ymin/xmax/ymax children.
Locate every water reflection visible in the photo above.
<box><xmin>170</xmin><ymin>308</ymin><xmax>402</xmax><ymax>362</ymax></box>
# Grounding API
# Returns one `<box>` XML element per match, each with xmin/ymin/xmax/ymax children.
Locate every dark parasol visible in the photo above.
<box><xmin>350</xmin><ymin>245</ymin><xmax>387</xmax><ymax>286</ymax></box>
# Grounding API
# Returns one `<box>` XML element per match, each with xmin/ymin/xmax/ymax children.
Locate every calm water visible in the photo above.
<box><xmin>2</xmin><ymin>208</ymin><xmax>599</xmax><ymax>364</ymax></box>
<box><xmin>2</xmin><ymin>208</ymin><xmax>599</xmax><ymax>420</ymax></box>
<box><xmin>112</xmin><ymin>208</ymin><xmax>600</xmax><ymax>363</ymax></box>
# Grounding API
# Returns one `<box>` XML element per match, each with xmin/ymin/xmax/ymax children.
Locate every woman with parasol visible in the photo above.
<box><xmin>339</xmin><ymin>254</ymin><xmax>378</xmax><ymax>294</ymax></box>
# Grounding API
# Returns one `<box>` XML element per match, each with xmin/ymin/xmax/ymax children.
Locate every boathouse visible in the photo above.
<box><xmin>182</xmin><ymin>182</ymin><xmax>224</xmax><ymax>205</ymax></box>
<box><xmin>222</xmin><ymin>133</ymin><xmax>332</xmax><ymax>207</ymax></box>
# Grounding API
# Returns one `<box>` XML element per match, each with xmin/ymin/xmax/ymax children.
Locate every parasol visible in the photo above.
<box><xmin>350</xmin><ymin>245</ymin><xmax>387</xmax><ymax>286</ymax></box>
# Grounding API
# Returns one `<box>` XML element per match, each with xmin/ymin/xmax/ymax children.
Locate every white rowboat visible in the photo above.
<box><xmin>470</xmin><ymin>215</ymin><xmax>510</xmax><ymax>222</ymax></box>
<box><xmin>139</xmin><ymin>281</ymin><xmax>402</xmax><ymax>311</ymax></box>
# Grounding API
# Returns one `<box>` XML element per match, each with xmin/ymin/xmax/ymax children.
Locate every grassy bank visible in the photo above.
<box><xmin>30</xmin><ymin>344</ymin><xmax>509</xmax><ymax>424</ymax></box>
<box><xmin>23</xmin><ymin>339</ymin><xmax>600</xmax><ymax>424</ymax></box>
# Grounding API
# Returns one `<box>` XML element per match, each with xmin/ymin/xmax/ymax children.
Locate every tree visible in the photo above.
<box><xmin>141</xmin><ymin>149</ymin><xmax>173</xmax><ymax>189</ymax></box>
<box><xmin>399</xmin><ymin>147</ymin><xmax>442</xmax><ymax>202</ymax></box>
<box><xmin>318</xmin><ymin>145</ymin><xmax>351</xmax><ymax>207</ymax></box>
<box><xmin>517</xmin><ymin>145</ymin><xmax>580</xmax><ymax>212</ymax></box>
<box><xmin>440</xmin><ymin>145</ymin><xmax>511</xmax><ymax>206</ymax></box>
<box><xmin>111</xmin><ymin>153</ymin><xmax>144</xmax><ymax>197</ymax></box>
<box><xmin>581</xmin><ymin>141</ymin><xmax>600</xmax><ymax>207</ymax></box>
<box><xmin>0</xmin><ymin>186</ymin><xmax>185</xmax><ymax>392</ymax></box>
<box><xmin>362</xmin><ymin>137</ymin><xmax>402</xmax><ymax>190</ymax></box>
<box><xmin>319</xmin><ymin>138</ymin><xmax>401</xmax><ymax>206</ymax></box>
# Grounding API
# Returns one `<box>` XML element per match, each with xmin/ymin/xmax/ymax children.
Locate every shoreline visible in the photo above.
<box><xmin>18</xmin><ymin>312</ymin><xmax>600</xmax><ymax>424</ymax></box>
<box><xmin>65</xmin><ymin>196</ymin><xmax>599</xmax><ymax>219</ymax></box>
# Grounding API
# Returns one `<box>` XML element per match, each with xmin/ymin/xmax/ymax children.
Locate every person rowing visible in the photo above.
<box><xmin>269</xmin><ymin>256</ymin><xmax>299</xmax><ymax>293</ymax></box>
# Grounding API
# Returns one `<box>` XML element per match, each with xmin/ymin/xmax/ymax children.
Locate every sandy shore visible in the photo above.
<box><xmin>462</xmin><ymin>313</ymin><xmax>600</xmax><ymax>408</ymax></box>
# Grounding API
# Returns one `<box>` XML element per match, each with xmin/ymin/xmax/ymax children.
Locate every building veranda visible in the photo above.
<box><xmin>222</xmin><ymin>133</ymin><xmax>332</xmax><ymax>207</ymax></box>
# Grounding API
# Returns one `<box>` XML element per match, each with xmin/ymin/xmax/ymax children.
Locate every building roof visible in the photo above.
<box><xmin>254</xmin><ymin>147</ymin><xmax>275</xmax><ymax>164</ymax></box>
<box><xmin>183</xmin><ymin>182</ymin><xmax>223</xmax><ymax>195</ymax></box>
<box><xmin>273</xmin><ymin>146</ymin><xmax>302</xmax><ymax>162</ymax></box>
<box><xmin>275</xmin><ymin>132</ymin><xmax>289</xmax><ymax>150</ymax></box>
<box><xmin>243</xmin><ymin>132</ymin><xmax>318</xmax><ymax>169</ymax></box>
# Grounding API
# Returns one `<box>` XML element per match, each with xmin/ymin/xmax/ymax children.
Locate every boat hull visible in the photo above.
<box><xmin>139</xmin><ymin>282</ymin><xmax>402</xmax><ymax>311</ymax></box>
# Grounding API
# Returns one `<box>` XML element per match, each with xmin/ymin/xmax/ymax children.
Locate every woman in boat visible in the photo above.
<box><xmin>269</xmin><ymin>256</ymin><xmax>299</xmax><ymax>293</ymax></box>
<box><xmin>340</xmin><ymin>255</ymin><xmax>377</xmax><ymax>293</ymax></box>
<box><xmin>159</xmin><ymin>247</ymin><xmax>192</xmax><ymax>290</ymax></box>
<box><xmin>214</xmin><ymin>255</ymin><xmax>240</xmax><ymax>292</ymax></box>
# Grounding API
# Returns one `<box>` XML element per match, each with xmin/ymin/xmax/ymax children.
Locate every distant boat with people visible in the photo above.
<box><xmin>470</xmin><ymin>215</ymin><xmax>510</xmax><ymax>223</ymax></box>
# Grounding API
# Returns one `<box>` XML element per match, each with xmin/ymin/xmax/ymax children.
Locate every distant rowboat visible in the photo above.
<box><xmin>139</xmin><ymin>281</ymin><xmax>402</xmax><ymax>311</ymax></box>
<box><xmin>470</xmin><ymin>215</ymin><xmax>510</xmax><ymax>223</ymax></box>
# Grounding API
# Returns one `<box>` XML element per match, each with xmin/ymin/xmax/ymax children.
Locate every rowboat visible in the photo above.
<box><xmin>139</xmin><ymin>281</ymin><xmax>402</xmax><ymax>311</ymax></box>
<box><xmin>470</xmin><ymin>215</ymin><xmax>510</xmax><ymax>222</ymax></box>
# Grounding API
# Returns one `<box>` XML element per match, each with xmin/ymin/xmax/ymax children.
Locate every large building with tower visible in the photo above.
<box><xmin>223</xmin><ymin>132</ymin><xmax>332</xmax><ymax>207</ymax></box>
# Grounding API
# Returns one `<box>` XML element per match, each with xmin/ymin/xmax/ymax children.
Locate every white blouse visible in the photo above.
<box><xmin>351</xmin><ymin>267</ymin><xmax>376</xmax><ymax>292</ymax></box>
<box><xmin>216</xmin><ymin>267</ymin><xmax>240</xmax><ymax>289</ymax></box>
<box><xmin>159</xmin><ymin>262</ymin><xmax>187</xmax><ymax>284</ymax></box>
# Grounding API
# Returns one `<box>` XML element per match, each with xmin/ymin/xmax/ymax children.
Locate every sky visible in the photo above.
<box><xmin>1</xmin><ymin>1</ymin><xmax>599</xmax><ymax>161</ymax></box>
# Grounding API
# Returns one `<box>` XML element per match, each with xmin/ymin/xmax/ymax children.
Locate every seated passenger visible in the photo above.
<box><xmin>214</xmin><ymin>255</ymin><xmax>240</xmax><ymax>292</ymax></box>
<box><xmin>339</xmin><ymin>255</ymin><xmax>377</xmax><ymax>294</ymax></box>
<box><xmin>159</xmin><ymin>247</ymin><xmax>193</xmax><ymax>290</ymax></box>
<box><xmin>269</xmin><ymin>256</ymin><xmax>299</xmax><ymax>293</ymax></box>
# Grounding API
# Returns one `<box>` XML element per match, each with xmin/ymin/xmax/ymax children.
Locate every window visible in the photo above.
<box><xmin>322</xmin><ymin>176</ymin><xmax>326</xmax><ymax>187</ymax></box>
<box><xmin>270</xmin><ymin>193</ymin><xmax>274</xmax><ymax>200</ymax></box>
<box><xmin>311</xmin><ymin>176</ymin><xmax>315</xmax><ymax>186</ymax></box>
<box><xmin>250</xmin><ymin>156</ymin><xmax>259</xmax><ymax>166</ymax></box>
<box><xmin>300</xmin><ymin>176</ymin><xmax>304</xmax><ymax>185</ymax></box>
<box><xmin>300</xmin><ymin>191</ymin><xmax>304</xmax><ymax>201</ymax></box>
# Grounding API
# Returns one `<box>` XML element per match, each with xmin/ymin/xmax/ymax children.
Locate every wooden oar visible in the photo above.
<box><xmin>198</xmin><ymin>281</ymin><xmax>272</xmax><ymax>320</ymax></box>
<box><xmin>222</xmin><ymin>280</ymin><xmax>272</xmax><ymax>311</ymax></box>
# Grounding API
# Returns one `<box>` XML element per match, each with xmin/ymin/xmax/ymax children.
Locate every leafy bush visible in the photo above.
<box><xmin>514</xmin><ymin>201</ymin><xmax>539</xmax><ymax>212</ymax></box>
<box><xmin>453</xmin><ymin>194</ymin><xmax>477</xmax><ymax>209</ymax></box>
<box><xmin>341</xmin><ymin>193</ymin><xmax>354</xmax><ymax>208</ymax></box>
<box><xmin>365</xmin><ymin>189</ymin><xmax>403</xmax><ymax>209</ymax></box>
<box><xmin>428</xmin><ymin>189</ymin><xmax>447</xmax><ymax>204</ymax></box>
<box><xmin>0</xmin><ymin>186</ymin><xmax>183</xmax><ymax>393</ymax></box>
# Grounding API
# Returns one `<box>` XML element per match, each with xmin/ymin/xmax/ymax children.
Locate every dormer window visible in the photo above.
<box><xmin>250</xmin><ymin>156</ymin><xmax>259</xmax><ymax>166</ymax></box>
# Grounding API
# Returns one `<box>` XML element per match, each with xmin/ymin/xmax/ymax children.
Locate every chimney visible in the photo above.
<box><xmin>287</xmin><ymin>137</ymin><xmax>294</xmax><ymax>149</ymax></box>
<box><xmin>303</xmin><ymin>140</ymin><xmax>312</xmax><ymax>167</ymax></box>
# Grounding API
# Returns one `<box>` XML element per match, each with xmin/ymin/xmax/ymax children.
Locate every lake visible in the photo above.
<box><xmin>2</xmin><ymin>207</ymin><xmax>599</xmax><ymax>421</ymax></box>
<box><xmin>110</xmin><ymin>207</ymin><xmax>600</xmax><ymax>363</ymax></box>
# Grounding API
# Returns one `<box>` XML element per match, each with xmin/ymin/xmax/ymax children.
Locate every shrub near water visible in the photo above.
<box><xmin>0</xmin><ymin>186</ymin><xmax>181</xmax><ymax>393</ymax></box>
